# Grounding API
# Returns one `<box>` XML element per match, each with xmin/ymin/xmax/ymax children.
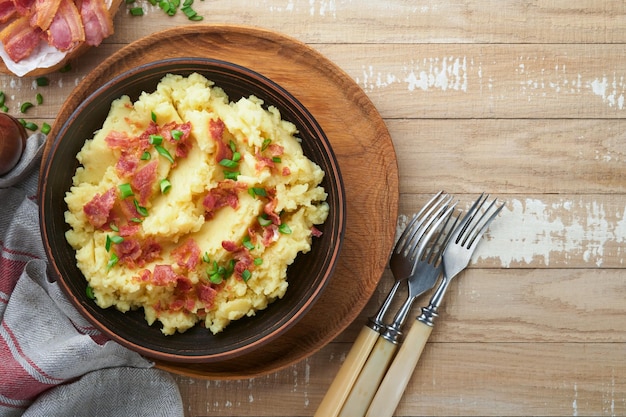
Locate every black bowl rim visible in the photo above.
<box><xmin>39</xmin><ymin>57</ymin><xmax>346</xmax><ymax>363</ymax></box>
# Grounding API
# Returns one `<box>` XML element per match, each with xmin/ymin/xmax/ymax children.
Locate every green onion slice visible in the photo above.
<box><xmin>219</xmin><ymin>158</ymin><xmax>238</xmax><ymax>169</ymax></box>
<box><xmin>155</xmin><ymin>145</ymin><xmax>174</xmax><ymax>163</ymax></box>
<box><xmin>171</xmin><ymin>129</ymin><xmax>183</xmax><ymax>140</ymax></box>
<box><xmin>133</xmin><ymin>199</ymin><xmax>149</xmax><ymax>217</ymax></box>
<box><xmin>279</xmin><ymin>224</ymin><xmax>292</xmax><ymax>234</ymax></box>
<box><xmin>149</xmin><ymin>134</ymin><xmax>163</xmax><ymax>145</ymax></box>
<box><xmin>257</xmin><ymin>215</ymin><xmax>272</xmax><ymax>227</ymax></box>
<box><xmin>118</xmin><ymin>183</ymin><xmax>134</xmax><ymax>199</ymax></box>
<box><xmin>242</xmin><ymin>235</ymin><xmax>255</xmax><ymax>250</ymax></box>
<box><xmin>242</xmin><ymin>269</ymin><xmax>252</xmax><ymax>282</ymax></box>
<box><xmin>140</xmin><ymin>151</ymin><xmax>151</xmax><ymax>160</ymax></box>
<box><xmin>160</xmin><ymin>178</ymin><xmax>171</xmax><ymax>194</ymax></box>
<box><xmin>107</xmin><ymin>253</ymin><xmax>119</xmax><ymax>270</ymax></box>
<box><xmin>41</xmin><ymin>122</ymin><xmax>51</xmax><ymax>134</ymax></box>
<box><xmin>86</xmin><ymin>285</ymin><xmax>95</xmax><ymax>299</ymax></box>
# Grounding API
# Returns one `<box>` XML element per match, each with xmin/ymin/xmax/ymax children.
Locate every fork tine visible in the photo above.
<box><xmin>396</xmin><ymin>195</ymin><xmax>452</xmax><ymax>257</ymax></box>
<box><xmin>465</xmin><ymin>198</ymin><xmax>505</xmax><ymax>250</ymax></box>
<box><xmin>424</xmin><ymin>209</ymin><xmax>460</xmax><ymax>264</ymax></box>
<box><xmin>405</xmin><ymin>202</ymin><xmax>456</xmax><ymax>267</ymax></box>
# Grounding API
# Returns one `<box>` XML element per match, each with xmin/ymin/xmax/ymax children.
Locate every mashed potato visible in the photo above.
<box><xmin>64</xmin><ymin>73</ymin><xmax>329</xmax><ymax>335</ymax></box>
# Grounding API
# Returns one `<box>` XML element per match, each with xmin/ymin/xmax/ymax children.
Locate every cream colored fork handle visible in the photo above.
<box><xmin>365</xmin><ymin>321</ymin><xmax>433</xmax><ymax>417</ymax></box>
<box><xmin>338</xmin><ymin>336</ymin><xmax>397</xmax><ymax>417</ymax></box>
<box><xmin>314</xmin><ymin>326</ymin><xmax>380</xmax><ymax>417</ymax></box>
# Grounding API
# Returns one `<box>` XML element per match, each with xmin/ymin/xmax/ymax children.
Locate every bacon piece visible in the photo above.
<box><xmin>115</xmin><ymin>237</ymin><xmax>161</xmax><ymax>269</ymax></box>
<box><xmin>76</xmin><ymin>0</ymin><xmax>113</xmax><ymax>46</ymax></box>
<box><xmin>197</xmin><ymin>283</ymin><xmax>217</xmax><ymax>309</ymax></box>
<box><xmin>311</xmin><ymin>226</ymin><xmax>323</xmax><ymax>238</ymax></box>
<box><xmin>202</xmin><ymin>180</ymin><xmax>246</xmax><ymax>218</ymax></box>
<box><xmin>83</xmin><ymin>187</ymin><xmax>117</xmax><ymax>228</ymax></box>
<box><xmin>152</xmin><ymin>265</ymin><xmax>178</xmax><ymax>286</ymax></box>
<box><xmin>263</xmin><ymin>195</ymin><xmax>281</xmax><ymax>225</ymax></box>
<box><xmin>0</xmin><ymin>0</ymin><xmax>17</xmax><ymax>24</ymax></box>
<box><xmin>44</xmin><ymin>0</ymin><xmax>85</xmax><ymax>51</ymax></box>
<box><xmin>12</xmin><ymin>0</ymin><xmax>34</xmax><ymax>15</ymax></box>
<box><xmin>30</xmin><ymin>0</ymin><xmax>62</xmax><ymax>31</ymax></box>
<box><xmin>222</xmin><ymin>240</ymin><xmax>254</xmax><ymax>281</ymax></box>
<box><xmin>131</xmin><ymin>160</ymin><xmax>158</xmax><ymax>205</ymax></box>
<box><xmin>105</xmin><ymin>130</ymin><xmax>134</xmax><ymax>149</ymax></box>
<box><xmin>255</xmin><ymin>153</ymin><xmax>276</xmax><ymax>171</ymax></box>
<box><xmin>115</xmin><ymin>151</ymin><xmax>139</xmax><ymax>178</ymax></box>
<box><xmin>209</xmin><ymin>119</ymin><xmax>232</xmax><ymax>163</ymax></box>
<box><xmin>0</xmin><ymin>16</ymin><xmax>42</xmax><ymax>63</ymax></box>
<box><xmin>171</xmin><ymin>239</ymin><xmax>201</xmax><ymax>271</ymax></box>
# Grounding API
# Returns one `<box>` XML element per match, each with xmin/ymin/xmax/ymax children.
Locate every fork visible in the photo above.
<box><xmin>365</xmin><ymin>193</ymin><xmax>505</xmax><ymax>417</ymax></box>
<box><xmin>337</xmin><ymin>203</ymin><xmax>456</xmax><ymax>417</ymax></box>
<box><xmin>314</xmin><ymin>191</ymin><xmax>453</xmax><ymax>417</ymax></box>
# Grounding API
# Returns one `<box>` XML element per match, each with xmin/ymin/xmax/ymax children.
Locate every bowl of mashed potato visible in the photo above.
<box><xmin>39</xmin><ymin>58</ymin><xmax>345</xmax><ymax>363</ymax></box>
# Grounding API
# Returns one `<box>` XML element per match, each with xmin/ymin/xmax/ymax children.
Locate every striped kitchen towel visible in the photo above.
<box><xmin>0</xmin><ymin>133</ymin><xmax>183</xmax><ymax>417</ymax></box>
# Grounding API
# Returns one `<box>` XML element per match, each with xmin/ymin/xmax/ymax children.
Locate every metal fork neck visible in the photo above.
<box><xmin>417</xmin><ymin>275</ymin><xmax>449</xmax><ymax>326</ymax></box>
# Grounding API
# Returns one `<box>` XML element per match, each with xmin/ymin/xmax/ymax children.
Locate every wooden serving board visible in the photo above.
<box><xmin>44</xmin><ymin>24</ymin><xmax>399</xmax><ymax>379</ymax></box>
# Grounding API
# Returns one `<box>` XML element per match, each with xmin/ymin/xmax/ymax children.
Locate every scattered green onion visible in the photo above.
<box><xmin>86</xmin><ymin>285</ymin><xmax>95</xmax><ymax>299</ymax></box>
<box><xmin>23</xmin><ymin>122</ymin><xmax>38</xmax><ymax>131</ymax></box>
<box><xmin>140</xmin><ymin>151</ymin><xmax>151</xmax><ymax>160</ymax></box>
<box><xmin>202</xmin><ymin>252</ymin><xmax>210</xmax><ymax>263</ymax></box>
<box><xmin>130</xmin><ymin>217</ymin><xmax>143</xmax><ymax>223</ymax></box>
<box><xmin>105</xmin><ymin>234</ymin><xmax>124</xmax><ymax>251</ymax></box>
<box><xmin>119</xmin><ymin>183</ymin><xmax>134</xmax><ymax>199</ymax></box>
<box><xmin>151</xmin><ymin>111</ymin><xmax>157</xmax><ymax>123</ymax></box>
<box><xmin>149</xmin><ymin>134</ymin><xmax>163</xmax><ymax>145</ymax></box>
<box><xmin>272</xmin><ymin>157</ymin><xmax>281</xmax><ymax>163</ymax></box>
<box><xmin>160</xmin><ymin>178</ymin><xmax>171</xmax><ymax>194</ymax></box>
<box><xmin>36</xmin><ymin>93</ymin><xmax>43</xmax><ymax>105</ymax></box>
<box><xmin>59</xmin><ymin>63</ymin><xmax>72</xmax><ymax>73</ymax></box>
<box><xmin>130</xmin><ymin>6</ymin><xmax>144</xmax><ymax>15</ymax></box>
<box><xmin>261</xmin><ymin>138</ymin><xmax>271</xmax><ymax>151</ymax></box>
<box><xmin>107</xmin><ymin>253</ymin><xmax>119</xmax><ymax>270</ymax></box>
<box><xmin>248</xmin><ymin>187</ymin><xmax>267</xmax><ymax>198</ymax></box>
<box><xmin>133</xmin><ymin>199</ymin><xmax>149</xmax><ymax>217</ymax></box>
<box><xmin>219</xmin><ymin>158</ymin><xmax>238</xmax><ymax>169</ymax></box>
<box><xmin>41</xmin><ymin>122</ymin><xmax>51</xmax><ymax>134</ymax></box>
<box><xmin>223</xmin><ymin>171</ymin><xmax>239</xmax><ymax>180</ymax></box>
<box><xmin>0</xmin><ymin>105</ymin><xmax>7</xmax><ymax>112</ymax></box>
<box><xmin>241</xmin><ymin>269</ymin><xmax>251</xmax><ymax>282</ymax></box>
<box><xmin>155</xmin><ymin>145</ymin><xmax>174</xmax><ymax>163</ymax></box>
<box><xmin>254</xmin><ymin>257</ymin><xmax>263</xmax><ymax>266</ymax></box>
<box><xmin>36</xmin><ymin>77</ymin><xmax>49</xmax><ymax>86</ymax></box>
<box><xmin>110</xmin><ymin>223</ymin><xmax>119</xmax><ymax>232</ymax></box>
<box><xmin>279</xmin><ymin>224</ymin><xmax>292</xmax><ymax>234</ymax></box>
<box><xmin>20</xmin><ymin>102</ymin><xmax>33</xmax><ymax>113</ymax></box>
<box><xmin>171</xmin><ymin>129</ymin><xmax>183</xmax><ymax>140</ymax></box>
<box><xmin>242</xmin><ymin>235</ymin><xmax>255</xmax><ymax>250</ymax></box>
<box><xmin>258</xmin><ymin>215</ymin><xmax>272</xmax><ymax>227</ymax></box>
<box><xmin>0</xmin><ymin>91</ymin><xmax>5</xmax><ymax>107</ymax></box>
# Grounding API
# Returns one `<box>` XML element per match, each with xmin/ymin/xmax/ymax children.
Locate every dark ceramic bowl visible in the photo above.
<box><xmin>39</xmin><ymin>58</ymin><xmax>345</xmax><ymax>363</ymax></box>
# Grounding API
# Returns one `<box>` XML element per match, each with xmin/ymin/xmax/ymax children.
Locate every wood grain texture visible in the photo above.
<box><xmin>2</xmin><ymin>0</ymin><xmax>625</xmax><ymax>415</ymax></box>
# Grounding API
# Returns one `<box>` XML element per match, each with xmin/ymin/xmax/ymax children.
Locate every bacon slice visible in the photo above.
<box><xmin>0</xmin><ymin>0</ymin><xmax>17</xmax><ymax>24</ymax></box>
<box><xmin>77</xmin><ymin>0</ymin><xmax>113</xmax><ymax>46</ymax></box>
<box><xmin>83</xmin><ymin>187</ymin><xmax>117</xmax><ymax>228</ymax></box>
<box><xmin>44</xmin><ymin>0</ymin><xmax>85</xmax><ymax>51</ymax></box>
<box><xmin>12</xmin><ymin>0</ymin><xmax>35</xmax><ymax>15</ymax></box>
<box><xmin>130</xmin><ymin>160</ymin><xmax>158</xmax><ymax>205</ymax></box>
<box><xmin>30</xmin><ymin>0</ymin><xmax>62</xmax><ymax>31</ymax></box>
<box><xmin>0</xmin><ymin>16</ymin><xmax>42</xmax><ymax>62</ymax></box>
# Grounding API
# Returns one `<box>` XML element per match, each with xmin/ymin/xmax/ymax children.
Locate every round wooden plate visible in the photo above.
<box><xmin>43</xmin><ymin>24</ymin><xmax>399</xmax><ymax>379</ymax></box>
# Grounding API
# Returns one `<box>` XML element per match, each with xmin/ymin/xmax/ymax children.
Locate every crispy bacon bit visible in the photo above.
<box><xmin>268</xmin><ymin>143</ymin><xmax>284</xmax><ymax>157</ymax></box>
<box><xmin>0</xmin><ymin>16</ymin><xmax>42</xmax><ymax>62</ymax></box>
<box><xmin>222</xmin><ymin>240</ymin><xmax>255</xmax><ymax>280</ymax></box>
<box><xmin>118</xmin><ymin>223</ymin><xmax>140</xmax><ymax>237</ymax></box>
<box><xmin>282</xmin><ymin>167</ymin><xmax>291</xmax><ymax>176</ymax></box>
<box><xmin>261</xmin><ymin>224</ymin><xmax>279</xmax><ymax>246</ymax></box>
<box><xmin>13</xmin><ymin>0</ymin><xmax>35</xmax><ymax>15</ymax></box>
<box><xmin>210</xmin><ymin>119</ymin><xmax>232</xmax><ymax>163</ymax></box>
<box><xmin>77</xmin><ymin>0</ymin><xmax>113</xmax><ymax>46</ymax></box>
<box><xmin>171</xmin><ymin>239</ymin><xmax>201</xmax><ymax>271</ymax></box>
<box><xmin>83</xmin><ymin>187</ymin><xmax>117</xmax><ymax>228</ymax></box>
<box><xmin>197</xmin><ymin>284</ymin><xmax>217</xmax><ymax>308</ymax></box>
<box><xmin>311</xmin><ymin>226</ymin><xmax>323</xmax><ymax>238</ymax></box>
<box><xmin>131</xmin><ymin>160</ymin><xmax>158</xmax><ymax>205</ymax></box>
<box><xmin>263</xmin><ymin>196</ymin><xmax>281</xmax><ymax>225</ymax></box>
<box><xmin>175</xmin><ymin>277</ymin><xmax>193</xmax><ymax>293</ymax></box>
<box><xmin>105</xmin><ymin>130</ymin><xmax>134</xmax><ymax>149</ymax></box>
<box><xmin>202</xmin><ymin>180</ymin><xmax>246</xmax><ymax>218</ymax></box>
<box><xmin>114</xmin><ymin>236</ymin><xmax>161</xmax><ymax>269</ymax></box>
<box><xmin>152</xmin><ymin>265</ymin><xmax>178</xmax><ymax>286</ymax></box>
<box><xmin>255</xmin><ymin>153</ymin><xmax>275</xmax><ymax>171</ymax></box>
<box><xmin>44</xmin><ymin>0</ymin><xmax>85</xmax><ymax>51</ymax></box>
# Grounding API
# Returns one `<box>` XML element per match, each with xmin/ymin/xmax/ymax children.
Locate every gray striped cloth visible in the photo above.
<box><xmin>0</xmin><ymin>134</ymin><xmax>183</xmax><ymax>417</ymax></box>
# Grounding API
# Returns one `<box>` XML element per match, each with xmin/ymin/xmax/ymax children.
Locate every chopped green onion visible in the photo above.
<box><xmin>140</xmin><ymin>151</ymin><xmax>151</xmax><ymax>160</ymax></box>
<box><xmin>23</xmin><ymin>122</ymin><xmax>38</xmax><ymax>131</ymax></box>
<box><xmin>182</xmin><ymin>6</ymin><xmax>196</xmax><ymax>19</ymax></box>
<box><xmin>232</xmin><ymin>151</ymin><xmax>241</xmax><ymax>162</ymax></box>
<box><xmin>0</xmin><ymin>91</ymin><xmax>6</xmax><ymax>107</ymax></box>
<box><xmin>107</xmin><ymin>253</ymin><xmax>119</xmax><ymax>270</ymax></box>
<box><xmin>36</xmin><ymin>93</ymin><xmax>43</xmax><ymax>105</ymax></box>
<box><xmin>59</xmin><ymin>63</ymin><xmax>72</xmax><ymax>73</ymax></box>
<box><xmin>242</xmin><ymin>269</ymin><xmax>251</xmax><ymax>282</ymax></box>
<box><xmin>149</xmin><ymin>134</ymin><xmax>163</xmax><ymax>145</ymax></box>
<box><xmin>155</xmin><ymin>145</ymin><xmax>174</xmax><ymax>163</ymax></box>
<box><xmin>202</xmin><ymin>252</ymin><xmax>210</xmax><ymax>263</ymax></box>
<box><xmin>219</xmin><ymin>158</ymin><xmax>238</xmax><ymax>169</ymax></box>
<box><xmin>133</xmin><ymin>199</ymin><xmax>149</xmax><ymax>217</ymax></box>
<box><xmin>160</xmin><ymin>178</ymin><xmax>171</xmax><ymax>193</ymax></box>
<box><xmin>171</xmin><ymin>129</ymin><xmax>183</xmax><ymax>140</ymax></box>
<box><xmin>86</xmin><ymin>285</ymin><xmax>95</xmax><ymax>299</ymax></box>
<box><xmin>110</xmin><ymin>223</ymin><xmax>119</xmax><ymax>232</ymax></box>
<box><xmin>183</xmin><ymin>0</ymin><xmax>193</xmax><ymax>5</ymax></box>
<box><xmin>0</xmin><ymin>105</ymin><xmax>7</xmax><ymax>112</ymax></box>
<box><xmin>41</xmin><ymin>122</ymin><xmax>51</xmax><ymax>134</ymax></box>
<box><xmin>272</xmin><ymin>157</ymin><xmax>281</xmax><ymax>163</ymax></box>
<box><xmin>279</xmin><ymin>224</ymin><xmax>292</xmax><ymax>234</ymax></box>
<box><xmin>36</xmin><ymin>77</ymin><xmax>49</xmax><ymax>86</ymax></box>
<box><xmin>261</xmin><ymin>138</ymin><xmax>271</xmax><ymax>151</ymax></box>
<box><xmin>189</xmin><ymin>14</ymin><xmax>203</xmax><ymax>21</ymax></box>
<box><xmin>248</xmin><ymin>187</ymin><xmax>267</xmax><ymax>198</ymax></box>
<box><xmin>20</xmin><ymin>102</ymin><xmax>33</xmax><ymax>113</ymax></box>
<box><xmin>118</xmin><ymin>183</ymin><xmax>134</xmax><ymax>199</ymax></box>
<box><xmin>111</xmin><ymin>235</ymin><xmax>124</xmax><ymax>244</ymax></box>
<box><xmin>151</xmin><ymin>111</ymin><xmax>157</xmax><ymax>123</ymax></box>
<box><xmin>258</xmin><ymin>215</ymin><xmax>272</xmax><ymax>227</ymax></box>
<box><xmin>130</xmin><ymin>6</ymin><xmax>144</xmax><ymax>15</ymax></box>
<box><xmin>242</xmin><ymin>235</ymin><xmax>255</xmax><ymax>250</ymax></box>
<box><xmin>223</xmin><ymin>171</ymin><xmax>239</xmax><ymax>180</ymax></box>
<box><xmin>125</xmin><ymin>0</ymin><xmax>135</xmax><ymax>4</ymax></box>
<box><xmin>254</xmin><ymin>257</ymin><xmax>263</xmax><ymax>266</ymax></box>
<box><xmin>130</xmin><ymin>217</ymin><xmax>143</xmax><ymax>223</ymax></box>
<box><xmin>105</xmin><ymin>235</ymin><xmax>112</xmax><ymax>252</ymax></box>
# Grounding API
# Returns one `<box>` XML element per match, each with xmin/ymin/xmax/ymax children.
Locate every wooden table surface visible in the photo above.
<box><xmin>3</xmin><ymin>1</ymin><xmax>626</xmax><ymax>416</ymax></box>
